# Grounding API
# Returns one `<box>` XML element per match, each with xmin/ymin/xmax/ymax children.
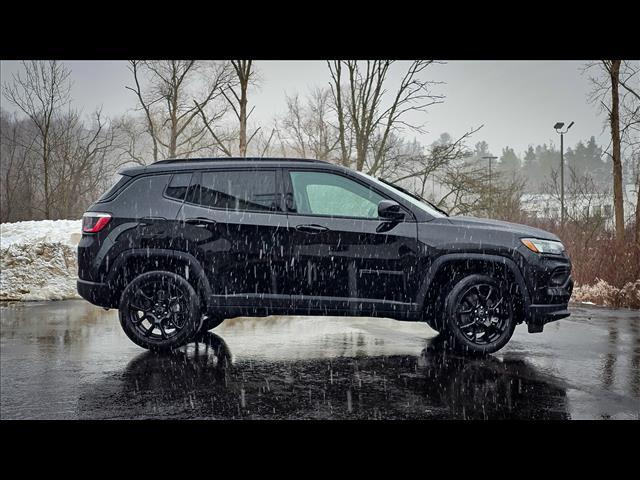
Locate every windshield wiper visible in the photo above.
<box><xmin>378</xmin><ymin>178</ymin><xmax>449</xmax><ymax>217</ymax></box>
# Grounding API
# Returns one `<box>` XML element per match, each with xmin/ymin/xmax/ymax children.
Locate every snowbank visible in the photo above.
<box><xmin>1</xmin><ymin>220</ymin><xmax>82</xmax><ymax>301</ymax></box>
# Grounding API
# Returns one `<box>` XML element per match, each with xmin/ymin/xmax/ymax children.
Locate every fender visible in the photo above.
<box><xmin>415</xmin><ymin>253</ymin><xmax>531</xmax><ymax>311</ymax></box>
<box><xmin>106</xmin><ymin>249</ymin><xmax>213</xmax><ymax>306</ymax></box>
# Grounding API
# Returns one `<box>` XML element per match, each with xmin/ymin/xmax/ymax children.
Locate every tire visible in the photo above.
<box><xmin>425</xmin><ymin>278</ymin><xmax>458</xmax><ymax>332</ymax></box>
<box><xmin>118</xmin><ymin>271</ymin><xmax>203</xmax><ymax>352</ymax></box>
<box><xmin>198</xmin><ymin>315</ymin><xmax>225</xmax><ymax>333</ymax></box>
<box><xmin>426</xmin><ymin>316</ymin><xmax>445</xmax><ymax>332</ymax></box>
<box><xmin>443</xmin><ymin>274</ymin><xmax>516</xmax><ymax>355</ymax></box>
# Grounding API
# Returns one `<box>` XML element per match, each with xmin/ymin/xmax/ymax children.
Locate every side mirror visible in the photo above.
<box><xmin>378</xmin><ymin>200</ymin><xmax>404</xmax><ymax>221</ymax></box>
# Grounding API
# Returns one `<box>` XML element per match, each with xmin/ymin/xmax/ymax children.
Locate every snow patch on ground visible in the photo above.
<box><xmin>1</xmin><ymin>220</ymin><xmax>82</xmax><ymax>301</ymax></box>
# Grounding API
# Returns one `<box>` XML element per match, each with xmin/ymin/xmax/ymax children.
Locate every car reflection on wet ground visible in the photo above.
<box><xmin>1</xmin><ymin>300</ymin><xmax>638</xmax><ymax>419</ymax></box>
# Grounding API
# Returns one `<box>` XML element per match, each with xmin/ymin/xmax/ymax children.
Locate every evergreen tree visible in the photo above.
<box><xmin>498</xmin><ymin>146</ymin><xmax>520</xmax><ymax>176</ymax></box>
<box><xmin>473</xmin><ymin>141</ymin><xmax>490</xmax><ymax>159</ymax></box>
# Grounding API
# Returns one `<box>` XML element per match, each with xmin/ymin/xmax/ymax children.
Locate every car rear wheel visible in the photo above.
<box><xmin>119</xmin><ymin>271</ymin><xmax>202</xmax><ymax>352</ymax></box>
<box><xmin>444</xmin><ymin>274</ymin><xmax>516</xmax><ymax>355</ymax></box>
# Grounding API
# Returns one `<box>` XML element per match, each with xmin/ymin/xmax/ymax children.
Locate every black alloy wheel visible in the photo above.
<box><xmin>444</xmin><ymin>274</ymin><xmax>516</xmax><ymax>354</ymax></box>
<box><xmin>119</xmin><ymin>271</ymin><xmax>202</xmax><ymax>352</ymax></box>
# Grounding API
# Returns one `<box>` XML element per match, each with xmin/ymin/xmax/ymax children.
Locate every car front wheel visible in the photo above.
<box><xmin>444</xmin><ymin>274</ymin><xmax>516</xmax><ymax>355</ymax></box>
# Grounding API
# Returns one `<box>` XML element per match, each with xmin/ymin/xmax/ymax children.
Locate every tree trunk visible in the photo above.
<box><xmin>238</xmin><ymin>85</ymin><xmax>247</xmax><ymax>156</ymax></box>
<box><xmin>609</xmin><ymin>60</ymin><xmax>624</xmax><ymax>242</ymax></box>
<box><xmin>169</xmin><ymin>80</ymin><xmax>179</xmax><ymax>158</ymax></box>
<box><xmin>327</xmin><ymin>61</ymin><xmax>351</xmax><ymax>168</ymax></box>
<box><xmin>356</xmin><ymin>143</ymin><xmax>366</xmax><ymax>172</ymax></box>
<box><xmin>635</xmin><ymin>170</ymin><xmax>640</xmax><ymax>244</ymax></box>
<box><xmin>233</xmin><ymin>60</ymin><xmax>251</xmax><ymax>157</ymax></box>
<box><xmin>42</xmin><ymin>142</ymin><xmax>50</xmax><ymax>220</ymax></box>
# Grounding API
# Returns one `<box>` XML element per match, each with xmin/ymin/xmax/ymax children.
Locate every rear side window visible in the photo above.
<box><xmin>111</xmin><ymin>174</ymin><xmax>177</xmax><ymax>218</ymax></box>
<box><xmin>97</xmin><ymin>175</ymin><xmax>130</xmax><ymax>202</ymax></box>
<box><xmin>186</xmin><ymin>170</ymin><xmax>279</xmax><ymax>212</ymax></box>
<box><xmin>165</xmin><ymin>173</ymin><xmax>192</xmax><ymax>201</ymax></box>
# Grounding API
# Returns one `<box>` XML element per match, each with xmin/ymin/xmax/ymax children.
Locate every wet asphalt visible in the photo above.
<box><xmin>0</xmin><ymin>300</ymin><xmax>638</xmax><ymax>420</ymax></box>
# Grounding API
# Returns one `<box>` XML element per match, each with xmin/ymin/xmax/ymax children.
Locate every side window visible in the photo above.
<box><xmin>97</xmin><ymin>174</ymin><xmax>130</xmax><ymax>202</ymax></box>
<box><xmin>165</xmin><ymin>173</ymin><xmax>192</xmax><ymax>201</ymax></box>
<box><xmin>110</xmin><ymin>174</ymin><xmax>179</xmax><ymax>218</ymax></box>
<box><xmin>188</xmin><ymin>170</ymin><xmax>279</xmax><ymax>212</ymax></box>
<box><xmin>289</xmin><ymin>171</ymin><xmax>384</xmax><ymax>219</ymax></box>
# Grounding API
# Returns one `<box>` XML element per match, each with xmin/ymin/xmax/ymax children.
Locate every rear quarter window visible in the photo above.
<box><xmin>96</xmin><ymin>175</ymin><xmax>131</xmax><ymax>202</ymax></box>
<box><xmin>109</xmin><ymin>174</ymin><xmax>181</xmax><ymax>218</ymax></box>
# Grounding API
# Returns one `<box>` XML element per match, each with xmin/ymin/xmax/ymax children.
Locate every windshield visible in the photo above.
<box><xmin>355</xmin><ymin>172</ymin><xmax>448</xmax><ymax>218</ymax></box>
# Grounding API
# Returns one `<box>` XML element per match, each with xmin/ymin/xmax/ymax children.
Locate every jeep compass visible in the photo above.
<box><xmin>77</xmin><ymin>158</ymin><xmax>573</xmax><ymax>354</ymax></box>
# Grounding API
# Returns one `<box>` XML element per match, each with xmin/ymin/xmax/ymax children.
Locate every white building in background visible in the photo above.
<box><xmin>521</xmin><ymin>183</ymin><xmax>638</xmax><ymax>230</ymax></box>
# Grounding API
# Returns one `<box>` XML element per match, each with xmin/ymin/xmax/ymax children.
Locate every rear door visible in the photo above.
<box><xmin>176</xmin><ymin>167</ymin><xmax>288</xmax><ymax>311</ymax></box>
<box><xmin>282</xmin><ymin>168</ymin><xmax>420</xmax><ymax>316</ymax></box>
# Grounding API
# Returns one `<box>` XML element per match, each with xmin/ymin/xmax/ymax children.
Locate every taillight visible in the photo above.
<box><xmin>82</xmin><ymin>212</ymin><xmax>112</xmax><ymax>233</ymax></box>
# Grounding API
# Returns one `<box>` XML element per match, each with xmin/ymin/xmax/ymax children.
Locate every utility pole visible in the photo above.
<box><xmin>482</xmin><ymin>155</ymin><xmax>498</xmax><ymax>217</ymax></box>
<box><xmin>554</xmin><ymin>121</ymin><xmax>574</xmax><ymax>226</ymax></box>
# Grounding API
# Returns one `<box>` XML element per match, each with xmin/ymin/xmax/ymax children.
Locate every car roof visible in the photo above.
<box><xmin>118</xmin><ymin>157</ymin><xmax>336</xmax><ymax>176</ymax></box>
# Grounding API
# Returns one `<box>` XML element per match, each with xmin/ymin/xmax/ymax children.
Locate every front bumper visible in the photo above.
<box><xmin>526</xmin><ymin>303</ymin><xmax>571</xmax><ymax>332</ymax></box>
<box><xmin>524</xmin><ymin>273</ymin><xmax>573</xmax><ymax>333</ymax></box>
<box><xmin>518</xmin><ymin>247</ymin><xmax>574</xmax><ymax>332</ymax></box>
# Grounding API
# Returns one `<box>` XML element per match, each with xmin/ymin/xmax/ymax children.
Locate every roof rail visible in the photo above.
<box><xmin>151</xmin><ymin>157</ymin><xmax>329</xmax><ymax>165</ymax></box>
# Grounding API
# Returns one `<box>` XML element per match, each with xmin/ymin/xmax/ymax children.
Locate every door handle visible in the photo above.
<box><xmin>185</xmin><ymin>217</ymin><xmax>217</xmax><ymax>228</ymax></box>
<box><xmin>295</xmin><ymin>224</ymin><xmax>329</xmax><ymax>234</ymax></box>
<box><xmin>138</xmin><ymin>216</ymin><xmax>167</xmax><ymax>237</ymax></box>
<box><xmin>139</xmin><ymin>216</ymin><xmax>166</xmax><ymax>226</ymax></box>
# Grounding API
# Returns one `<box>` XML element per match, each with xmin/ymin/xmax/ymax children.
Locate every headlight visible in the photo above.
<box><xmin>521</xmin><ymin>238</ymin><xmax>565</xmax><ymax>254</ymax></box>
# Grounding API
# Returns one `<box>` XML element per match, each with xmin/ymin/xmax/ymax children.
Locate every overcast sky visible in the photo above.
<box><xmin>0</xmin><ymin>60</ymin><xmax>607</xmax><ymax>158</ymax></box>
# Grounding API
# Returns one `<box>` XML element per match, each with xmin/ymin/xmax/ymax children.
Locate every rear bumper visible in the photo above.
<box><xmin>77</xmin><ymin>279</ymin><xmax>117</xmax><ymax>309</ymax></box>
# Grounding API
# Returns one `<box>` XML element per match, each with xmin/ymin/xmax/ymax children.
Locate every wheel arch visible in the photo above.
<box><xmin>105</xmin><ymin>249</ymin><xmax>212</xmax><ymax>310</ymax></box>
<box><xmin>416</xmin><ymin>253</ymin><xmax>531</xmax><ymax>324</ymax></box>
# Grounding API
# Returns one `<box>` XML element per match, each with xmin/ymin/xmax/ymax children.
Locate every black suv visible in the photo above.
<box><xmin>78</xmin><ymin>158</ymin><xmax>573</xmax><ymax>354</ymax></box>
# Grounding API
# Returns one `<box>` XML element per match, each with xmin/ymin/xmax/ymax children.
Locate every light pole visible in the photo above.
<box><xmin>482</xmin><ymin>155</ymin><xmax>498</xmax><ymax>217</ymax></box>
<box><xmin>554</xmin><ymin>121</ymin><xmax>574</xmax><ymax>225</ymax></box>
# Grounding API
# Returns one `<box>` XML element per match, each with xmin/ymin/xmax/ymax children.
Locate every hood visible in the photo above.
<box><xmin>442</xmin><ymin>216</ymin><xmax>561</xmax><ymax>241</ymax></box>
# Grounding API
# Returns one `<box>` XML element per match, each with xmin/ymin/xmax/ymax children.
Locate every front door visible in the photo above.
<box><xmin>282</xmin><ymin>168</ymin><xmax>420</xmax><ymax>316</ymax></box>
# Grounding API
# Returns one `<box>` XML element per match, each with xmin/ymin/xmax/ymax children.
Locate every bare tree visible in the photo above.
<box><xmin>1</xmin><ymin>105</ymin><xmax>122</xmax><ymax>221</ymax></box>
<box><xmin>2</xmin><ymin>61</ymin><xmax>72</xmax><ymax>219</ymax></box>
<box><xmin>584</xmin><ymin>60</ymin><xmax>640</xmax><ymax>242</ymax></box>
<box><xmin>437</xmin><ymin>160</ymin><xmax>492</xmax><ymax>215</ymax></box>
<box><xmin>608</xmin><ymin>60</ymin><xmax>625</xmax><ymax>242</ymax></box>
<box><xmin>635</xmin><ymin>156</ymin><xmax>640</xmax><ymax>243</ymax></box>
<box><xmin>219</xmin><ymin>60</ymin><xmax>259</xmax><ymax>157</ymax></box>
<box><xmin>543</xmin><ymin>166</ymin><xmax>611</xmax><ymax>244</ymax></box>
<box><xmin>385</xmin><ymin>127</ymin><xmax>483</xmax><ymax>188</ymax></box>
<box><xmin>438</xmin><ymin>164</ymin><xmax>525</xmax><ymax>219</ymax></box>
<box><xmin>112</xmin><ymin>114</ymin><xmax>154</xmax><ymax>166</ymax></box>
<box><xmin>126</xmin><ymin>60</ymin><xmax>231</xmax><ymax>162</ymax></box>
<box><xmin>49</xmin><ymin>109</ymin><xmax>118</xmax><ymax>218</ymax></box>
<box><xmin>0</xmin><ymin>111</ymin><xmax>36</xmax><ymax>221</ymax></box>
<box><xmin>278</xmin><ymin>88</ymin><xmax>339</xmax><ymax>160</ymax></box>
<box><xmin>248</xmin><ymin>124</ymin><xmax>278</xmax><ymax>157</ymax></box>
<box><xmin>327</xmin><ymin>60</ymin><xmax>444</xmax><ymax>174</ymax></box>
<box><xmin>618</xmin><ymin>62</ymin><xmax>640</xmax><ymax>243</ymax></box>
